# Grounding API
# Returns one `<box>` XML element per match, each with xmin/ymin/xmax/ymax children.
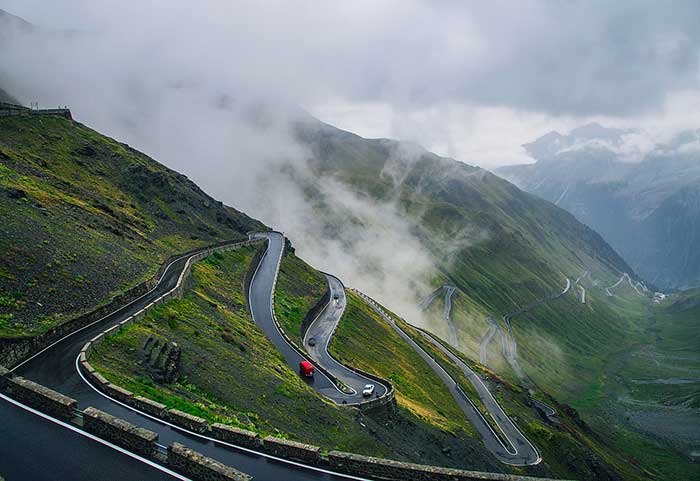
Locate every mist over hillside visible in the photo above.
<box><xmin>497</xmin><ymin>123</ymin><xmax>700</xmax><ymax>290</ymax></box>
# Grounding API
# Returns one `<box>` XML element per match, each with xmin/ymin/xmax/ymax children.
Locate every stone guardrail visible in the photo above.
<box><xmin>327</xmin><ymin>450</ymin><xmax>568</xmax><ymax>481</ymax></box>
<box><xmin>0</xmin><ymin>364</ymin><xmax>251</xmax><ymax>480</ymax></box>
<box><xmin>0</xmin><ymin>236</ymin><xmax>253</xmax><ymax>368</ymax></box>
<box><xmin>0</xmin><ymin>107</ymin><xmax>72</xmax><ymax>119</ymax></box>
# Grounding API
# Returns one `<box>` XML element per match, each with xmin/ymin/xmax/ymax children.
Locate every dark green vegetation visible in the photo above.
<box><xmin>331</xmin><ymin>292</ymin><xmax>646</xmax><ymax>480</ymax></box>
<box><xmin>497</xmin><ymin>123</ymin><xmax>700</xmax><ymax>290</ymax></box>
<box><xmin>273</xmin><ymin>249</ymin><xmax>327</xmax><ymax>341</ymax></box>
<box><xmin>0</xmin><ymin>115</ymin><xmax>262</xmax><ymax>336</ymax></box>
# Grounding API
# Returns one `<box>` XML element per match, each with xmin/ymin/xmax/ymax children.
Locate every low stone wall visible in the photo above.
<box><xmin>168</xmin><ymin>442</ymin><xmax>252</xmax><ymax>481</ymax></box>
<box><xmin>211</xmin><ymin>423</ymin><xmax>261</xmax><ymax>450</ymax></box>
<box><xmin>328</xmin><ymin>451</ymin><xmax>568</xmax><ymax>481</ymax></box>
<box><xmin>4</xmin><ymin>376</ymin><xmax>77</xmax><ymax>421</ymax></box>
<box><xmin>83</xmin><ymin>407</ymin><xmax>159</xmax><ymax>456</ymax></box>
<box><xmin>263</xmin><ymin>436</ymin><xmax>321</xmax><ymax>465</ymax></box>
<box><xmin>130</xmin><ymin>395</ymin><xmax>168</xmax><ymax>417</ymax></box>
<box><xmin>166</xmin><ymin>409</ymin><xmax>209</xmax><ymax>433</ymax></box>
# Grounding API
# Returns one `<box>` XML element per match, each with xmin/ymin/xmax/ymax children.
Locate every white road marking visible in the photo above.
<box><xmin>0</xmin><ymin>392</ymin><xmax>191</xmax><ymax>480</ymax></box>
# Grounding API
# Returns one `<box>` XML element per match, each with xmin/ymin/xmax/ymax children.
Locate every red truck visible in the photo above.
<box><xmin>299</xmin><ymin>360</ymin><xmax>315</xmax><ymax>377</ymax></box>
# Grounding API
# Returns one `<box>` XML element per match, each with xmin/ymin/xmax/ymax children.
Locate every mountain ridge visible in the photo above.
<box><xmin>497</xmin><ymin>124</ymin><xmax>700</xmax><ymax>289</ymax></box>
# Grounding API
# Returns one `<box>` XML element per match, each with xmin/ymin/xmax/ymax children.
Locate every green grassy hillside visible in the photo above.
<box><xmin>0</xmin><ymin>115</ymin><xmax>263</xmax><ymax>337</ymax></box>
<box><xmin>293</xmin><ymin>118</ymin><xmax>637</xmax><ymax>398</ymax></box>
<box><xmin>331</xmin><ymin>292</ymin><xmax>475</xmax><ymax>435</ymax></box>
<box><xmin>273</xmin><ymin>249</ymin><xmax>327</xmax><ymax>341</ymax></box>
<box><xmin>330</xmin><ymin>292</ymin><xmax>645</xmax><ymax>480</ymax></box>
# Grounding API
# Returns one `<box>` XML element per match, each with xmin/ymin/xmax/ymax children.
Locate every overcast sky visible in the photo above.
<box><xmin>1</xmin><ymin>0</ymin><xmax>699</xmax><ymax>168</ymax></box>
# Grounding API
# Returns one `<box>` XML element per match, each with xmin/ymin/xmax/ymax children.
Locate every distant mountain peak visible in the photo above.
<box><xmin>0</xmin><ymin>8</ymin><xmax>33</xmax><ymax>31</ymax></box>
<box><xmin>523</xmin><ymin>122</ymin><xmax>634</xmax><ymax>161</ymax></box>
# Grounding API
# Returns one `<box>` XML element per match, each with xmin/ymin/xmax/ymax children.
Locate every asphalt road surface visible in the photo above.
<box><xmin>0</xmin><ymin>394</ymin><xmax>185</xmax><ymax>481</ymax></box>
<box><xmin>420</xmin><ymin>285</ymin><xmax>459</xmax><ymax>348</ymax></box>
<box><xmin>303</xmin><ymin>273</ymin><xmax>388</xmax><ymax>402</ymax></box>
<box><xmin>248</xmin><ymin>232</ymin><xmax>386</xmax><ymax>404</ymax></box>
<box><xmin>8</xmin><ymin>237</ymin><xmax>364</xmax><ymax>481</ymax></box>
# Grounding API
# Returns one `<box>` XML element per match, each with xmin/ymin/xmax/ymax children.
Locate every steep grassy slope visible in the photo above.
<box><xmin>331</xmin><ymin>291</ymin><xmax>645</xmax><ymax>480</ymax></box>
<box><xmin>94</xmin><ymin>245</ymin><xmax>506</xmax><ymax>470</ymax></box>
<box><xmin>331</xmin><ymin>292</ymin><xmax>476</xmax><ymax>435</ymax></box>
<box><xmin>292</xmin><ymin>118</ymin><xmax>637</xmax><ymax>400</ymax></box>
<box><xmin>273</xmin><ymin>249</ymin><xmax>327</xmax><ymax>341</ymax></box>
<box><xmin>0</xmin><ymin>115</ymin><xmax>263</xmax><ymax>336</ymax></box>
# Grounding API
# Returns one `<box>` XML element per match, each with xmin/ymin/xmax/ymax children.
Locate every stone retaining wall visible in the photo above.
<box><xmin>0</xmin><ymin>364</ymin><xmax>11</xmax><ymax>389</ymax></box>
<box><xmin>263</xmin><ymin>436</ymin><xmax>321</xmax><ymax>465</ymax></box>
<box><xmin>83</xmin><ymin>407</ymin><xmax>159</xmax><ymax>456</ymax></box>
<box><xmin>4</xmin><ymin>376</ymin><xmax>77</xmax><ymax>421</ymax></box>
<box><xmin>211</xmin><ymin>423</ymin><xmax>261</xmax><ymax>450</ymax></box>
<box><xmin>300</xmin><ymin>288</ymin><xmax>330</xmax><ymax>340</ymax></box>
<box><xmin>166</xmin><ymin>408</ymin><xmax>208</xmax><ymax>433</ymax></box>
<box><xmin>168</xmin><ymin>442</ymin><xmax>252</xmax><ymax>481</ymax></box>
<box><xmin>328</xmin><ymin>451</ymin><xmax>569</xmax><ymax>481</ymax></box>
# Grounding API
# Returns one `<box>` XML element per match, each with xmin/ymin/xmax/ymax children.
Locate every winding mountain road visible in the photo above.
<box><xmin>302</xmin><ymin>273</ymin><xmax>388</xmax><ymax>401</ymax></box>
<box><xmin>355</xmin><ymin>291</ymin><xmax>541</xmax><ymax>466</ymax></box>
<box><xmin>420</xmin><ymin>285</ymin><xmax>459</xmax><ymax>348</ymax></box>
<box><xmin>248</xmin><ymin>232</ymin><xmax>389</xmax><ymax>404</ymax></box>
<box><xmin>6</xmin><ymin>237</ymin><xmax>364</xmax><ymax>481</ymax></box>
<box><xmin>606</xmin><ymin>273</ymin><xmax>646</xmax><ymax>297</ymax></box>
<box><xmin>3</xmin><ymin>230</ymin><xmax>547</xmax><ymax>478</ymax></box>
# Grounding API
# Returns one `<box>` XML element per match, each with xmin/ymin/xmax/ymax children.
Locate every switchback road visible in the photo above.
<box><xmin>8</xmin><ymin>237</ymin><xmax>360</xmax><ymax>481</ymax></box>
<box><xmin>249</xmin><ymin>232</ymin><xmax>388</xmax><ymax>404</ymax></box>
<box><xmin>356</xmin><ymin>291</ymin><xmax>541</xmax><ymax>466</ymax></box>
<box><xmin>303</xmin><ymin>273</ymin><xmax>389</xmax><ymax>401</ymax></box>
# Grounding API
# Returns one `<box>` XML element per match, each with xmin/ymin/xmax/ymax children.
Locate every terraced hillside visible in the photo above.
<box><xmin>0</xmin><ymin>114</ymin><xmax>263</xmax><ymax>337</ymax></box>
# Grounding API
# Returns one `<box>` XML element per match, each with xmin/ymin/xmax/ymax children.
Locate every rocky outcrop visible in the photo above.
<box><xmin>141</xmin><ymin>336</ymin><xmax>181</xmax><ymax>384</ymax></box>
